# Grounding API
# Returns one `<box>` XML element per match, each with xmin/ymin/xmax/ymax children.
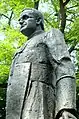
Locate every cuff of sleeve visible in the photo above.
<box><xmin>55</xmin><ymin>109</ymin><xmax>78</xmax><ymax>119</ymax></box>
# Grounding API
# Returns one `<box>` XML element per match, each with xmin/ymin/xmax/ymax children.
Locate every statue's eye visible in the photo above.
<box><xmin>22</xmin><ymin>15</ymin><xmax>29</xmax><ymax>20</ymax></box>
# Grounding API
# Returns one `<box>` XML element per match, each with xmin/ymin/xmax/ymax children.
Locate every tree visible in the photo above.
<box><xmin>0</xmin><ymin>0</ymin><xmax>79</xmax><ymax>118</ymax></box>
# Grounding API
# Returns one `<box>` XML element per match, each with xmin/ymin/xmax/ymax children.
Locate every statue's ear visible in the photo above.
<box><xmin>36</xmin><ymin>17</ymin><xmax>42</xmax><ymax>25</ymax></box>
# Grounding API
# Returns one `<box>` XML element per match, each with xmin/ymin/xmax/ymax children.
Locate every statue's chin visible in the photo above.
<box><xmin>20</xmin><ymin>27</ymin><xmax>28</xmax><ymax>36</ymax></box>
<box><xmin>20</xmin><ymin>26</ymin><xmax>36</xmax><ymax>37</ymax></box>
<box><xmin>20</xmin><ymin>28</ymin><xmax>33</xmax><ymax>37</ymax></box>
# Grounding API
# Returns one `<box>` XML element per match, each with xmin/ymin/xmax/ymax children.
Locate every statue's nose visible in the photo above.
<box><xmin>19</xmin><ymin>19</ymin><xmax>24</xmax><ymax>25</ymax></box>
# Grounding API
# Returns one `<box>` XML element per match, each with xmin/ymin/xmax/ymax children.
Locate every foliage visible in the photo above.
<box><xmin>0</xmin><ymin>0</ymin><xmax>79</xmax><ymax>118</ymax></box>
<box><xmin>0</xmin><ymin>26</ymin><xmax>26</xmax><ymax>119</ymax></box>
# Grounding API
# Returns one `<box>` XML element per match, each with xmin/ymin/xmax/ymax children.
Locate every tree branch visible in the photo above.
<box><xmin>0</xmin><ymin>14</ymin><xmax>9</xmax><ymax>19</ymax></box>
<box><xmin>34</xmin><ymin>0</ymin><xmax>39</xmax><ymax>10</ymax></box>
<box><xmin>67</xmin><ymin>4</ymin><xmax>78</xmax><ymax>9</ymax></box>
<box><xmin>68</xmin><ymin>41</ymin><xmax>77</xmax><ymax>53</ymax></box>
<box><xmin>69</xmin><ymin>45</ymin><xmax>75</xmax><ymax>53</ymax></box>
<box><xmin>74</xmin><ymin>48</ymin><xmax>79</xmax><ymax>51</ymax></box>
<box><xmin>8</xmin><ymin>11</ymin><xmax>13</xmax><ymax>26</ymax></box>
<box><xmin>59</xmin><ymin>0</ymin><xmax>66</xmax><ymax>33</ymax></box>
<box><xmin>44</xmin><ymin>18</ymin><xmax>54</xmax><ymax>27</ymax></box>
<box><xmin>63</xmin><ymin>0</ymin><xmax>70</xmax><ymax>6</ymax></box>
<box><xmin>0</xmin><ymin>11</ymin><xmax>13</xmax><ymax>26</ymax></box>
<box><xmin>66</xmin><ymin>18</ymin><xmax>74</xmax><ymax>22</ymax></box>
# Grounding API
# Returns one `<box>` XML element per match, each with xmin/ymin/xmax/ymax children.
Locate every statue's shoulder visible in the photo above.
<box><xmin>47</xmin><ymin>28</ymin><xmax>63</xmax><ymax>37</ymax></box>
<box><xmin>45</xmin><ymin>28</ymin><xmax>64</xmax><ymax>43</ymax></box>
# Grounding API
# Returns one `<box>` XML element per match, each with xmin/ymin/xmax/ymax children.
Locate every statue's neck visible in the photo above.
<box><xmin>28</xmin><ymin>29</ymin><xmax>44</xmax><ymax>40</ymax></box>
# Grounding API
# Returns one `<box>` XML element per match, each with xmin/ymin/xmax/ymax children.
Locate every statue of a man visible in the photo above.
<box><xmin>6</xmin><ymin>8</ymin><xmax>77</xmax><ymax>119</ymax></box>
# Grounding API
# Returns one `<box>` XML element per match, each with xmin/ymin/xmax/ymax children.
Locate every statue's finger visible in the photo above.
<box><xmin>68</xmin><ymin>113</ymin><xmax>77</xmax><ymax>119</ymax></box>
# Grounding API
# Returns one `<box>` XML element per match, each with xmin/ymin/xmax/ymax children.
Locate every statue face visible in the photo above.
<box><xmin>19</xmin><ymin>10</ymin><xmax>37</xmax><ymax>37</ymax></box>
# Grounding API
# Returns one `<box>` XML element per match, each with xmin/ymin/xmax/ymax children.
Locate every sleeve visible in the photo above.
<box><xmin>46</xmin><ymin>29</ymin><xmax>77</xmax><ymax>118</ymax></box>
<box><xmin>55</xmin><ymin>57</ymin><xmax>76</xmax><ymax>118</ymax></box>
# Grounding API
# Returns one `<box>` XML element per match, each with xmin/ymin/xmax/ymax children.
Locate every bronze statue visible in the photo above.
<box><xmin>6</xmin><ymin>8</ymin><xmax>77</xmax><ymax>119</ymax></box>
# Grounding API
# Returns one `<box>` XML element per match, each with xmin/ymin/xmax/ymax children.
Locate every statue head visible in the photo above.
<box><xmin>19</xmin><ymin>8</ymin><xmax>44</xmax><ymax>37</ymax></box>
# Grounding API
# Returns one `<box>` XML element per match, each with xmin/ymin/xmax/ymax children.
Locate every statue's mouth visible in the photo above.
<box><xmin>20</xmin><ymin>23</ymin><xmax>27</xmax><ymax>29</ymax></box>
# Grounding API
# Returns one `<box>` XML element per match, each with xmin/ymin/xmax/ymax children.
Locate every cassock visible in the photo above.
<box><xmin>6</xmin><ymin>29</ymin><xmax>76</xmax><ymax>119</ymax></box>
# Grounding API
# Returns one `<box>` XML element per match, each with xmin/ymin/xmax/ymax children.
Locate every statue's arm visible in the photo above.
<box><xmin>55</xmin><ymin>56</ymin><xmax>77</xmax><ymax>119</ymax></box>
<box><xmin>46</xmin><ymin>29</ymin><xmax>77</xmax><ymax>119</ymax></box>
<box><xmin>52</xmin><ymin>29</ymin><xmax>77</xmax><ymax>119</ymax></box>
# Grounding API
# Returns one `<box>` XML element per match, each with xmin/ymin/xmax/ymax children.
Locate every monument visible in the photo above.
<box><xmin>6</xmin><ymin>8</ymin><xmax>77</xmax><ymax>119</ymax></box>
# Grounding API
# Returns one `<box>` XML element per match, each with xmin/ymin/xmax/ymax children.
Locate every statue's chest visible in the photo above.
<box><xmin>14</xmin><ymin>40</ymin><xmax>49</xmax><ymax>64</ymax></box>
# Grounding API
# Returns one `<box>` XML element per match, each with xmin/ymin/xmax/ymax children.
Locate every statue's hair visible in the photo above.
<box><xmin>22</xmin><ymin>8</ymin><xmax>44</xmax><ymax>30</ymax></box>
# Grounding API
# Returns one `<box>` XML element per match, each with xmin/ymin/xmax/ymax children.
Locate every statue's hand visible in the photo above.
<box><xmin>59</xmin><ymin>111</ymin><xmax>77</xmax><ymax>119</ymax></box>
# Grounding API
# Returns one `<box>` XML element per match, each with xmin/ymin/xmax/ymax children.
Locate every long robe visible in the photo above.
<box><xmin>6</xmin><ymin>29</ymin><xmax>76</xmax><ymax>119</ymax></box>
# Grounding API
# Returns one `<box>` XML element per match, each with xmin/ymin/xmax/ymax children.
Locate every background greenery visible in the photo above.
<box><xmin>0</xmin><ymin>0</ymin><xmax>79</xmax><ymax>118</ymax></box>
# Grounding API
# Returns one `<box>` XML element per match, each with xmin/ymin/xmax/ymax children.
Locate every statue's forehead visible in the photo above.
<box><xmin>20</xmin><ymin>10</ymin><xmax>34</xmax><ymax>17</ymax></box>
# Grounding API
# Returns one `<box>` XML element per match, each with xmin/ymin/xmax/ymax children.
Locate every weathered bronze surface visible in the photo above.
<box><xmin>6</xmin><ymin>8</ymin><xmax>77</xmax><ymax>119</ymax></box>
